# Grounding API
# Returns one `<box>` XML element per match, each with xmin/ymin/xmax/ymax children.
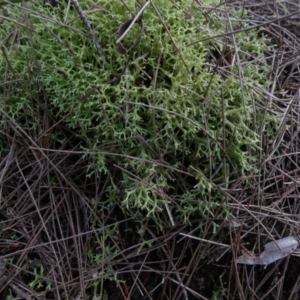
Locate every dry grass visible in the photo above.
<box><xmin>1</xmin><ymin>0</ymin><xmax>300</xmax><ymax>299</ymax></box>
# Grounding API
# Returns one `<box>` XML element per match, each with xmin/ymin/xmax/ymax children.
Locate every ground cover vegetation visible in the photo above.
<box><xmin>1</xmin><ymin>0</ymin><xmax>300</xmax><ymax>299</ymax></box>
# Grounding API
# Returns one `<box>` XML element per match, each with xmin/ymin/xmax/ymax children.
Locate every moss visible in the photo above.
<box><xmin>0</xmin><ymin>0</ymin><xmax>275</xmax><ymax>225</ymax></box>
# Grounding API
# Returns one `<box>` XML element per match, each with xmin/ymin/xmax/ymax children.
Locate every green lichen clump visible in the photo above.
<box><xmin>1</xmin><ymin>0</ymin><xmax>273</xmax><ymax>224</ymax></box>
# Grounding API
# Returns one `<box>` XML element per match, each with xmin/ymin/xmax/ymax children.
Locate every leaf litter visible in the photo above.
<box><xmin>237</xmin><ymin>236</ymin><xmax>299</xmax><ymax>268</ymax></box>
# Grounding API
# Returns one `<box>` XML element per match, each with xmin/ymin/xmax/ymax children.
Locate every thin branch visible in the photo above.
<box><xmin>70</xmin><ymin>0</ymin><xmax>108</xmax><ymax>69</ymax></box>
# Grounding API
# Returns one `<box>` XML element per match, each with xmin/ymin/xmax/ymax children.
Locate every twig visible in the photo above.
<box><xmin>70</xmin><ymin>0</ymin><xmax>108</xmax><ymax>69</ymax></box>
<box><xmin>116</xmin><ymin>0</ymin><xmax>151</xmax><ymax>44</ymax></box>
<box><xmin>0</xmin><ymin>141</ymin><xmax>16</xmax><ymax>184</ymax></box>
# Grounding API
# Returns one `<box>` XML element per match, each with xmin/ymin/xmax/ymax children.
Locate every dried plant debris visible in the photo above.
<box><xmin>237</xmin><ymin>236</ymin><xmax>299</xmax><ymax>268</ymax></box>
<box><xmin>0</xmin><ymin>259</ymin><xmax>6</xmax><ymax>289</ymax></box>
